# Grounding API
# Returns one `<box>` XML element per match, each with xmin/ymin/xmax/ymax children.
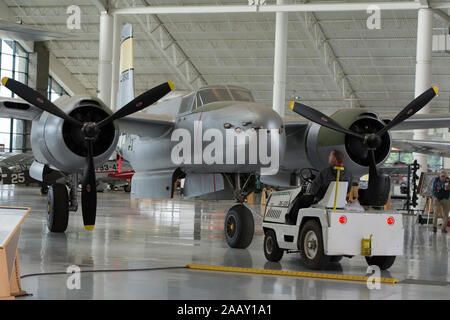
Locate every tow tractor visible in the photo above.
<box><xmin>262</xmin><ymin>167</ymin><xmax>404</xmax><ymax>270</ymax></box>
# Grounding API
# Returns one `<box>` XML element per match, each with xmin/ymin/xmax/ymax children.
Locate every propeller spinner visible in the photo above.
<box><xmin>2</xmin><ymin>77</ymin><xmax>174</xmax><ymax>230</ymax></box>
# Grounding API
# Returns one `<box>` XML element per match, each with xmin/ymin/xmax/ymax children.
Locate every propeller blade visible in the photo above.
<box><xmin>289</xmin><ymin>101</ymin><xmax>365</xmax><ymax>139</ymax></box>
<box><xmin>97</xmin><ymin>81</ymin><xmax>174</xmax><ymax>129</ymax></box>
<box><xmin>81</xmin><ymin>139</ymin><xmax>97</xmax><ymax>231</ymax></box>
<box><xmin>368</xmin><ymin>149</ymin><xmax>378</xmax><ymax>178</ymax></box>
<box><xmin>376</xmin><ymin>86</ymin><xmax>438</xmax><ymax>137</ymax></box>
<box><xmin>1</xmin><ymin>77</ymin><xmax>82</xmax><ymax>126</ymax></box>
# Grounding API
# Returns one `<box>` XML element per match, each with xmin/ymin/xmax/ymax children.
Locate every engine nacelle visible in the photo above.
<box><xmin>306</xmin><ymin>109</ymin><xmax>391</xmax><ymax>178</ymax></box>
<box><xmin>30</xmin><ymin>96</ymin><xmax>119</xmax><ymax>174</ymax></box>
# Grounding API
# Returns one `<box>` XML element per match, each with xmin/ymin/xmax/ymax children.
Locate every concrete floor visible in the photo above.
<box><xmin>2</xmin><ymin>185</ymin><xmax>449</xmax><ymax>300</ymax></box>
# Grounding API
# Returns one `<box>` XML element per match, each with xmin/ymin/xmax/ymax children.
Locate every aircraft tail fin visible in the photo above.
<box><xmin>116</xmin><ymin>23</ymin><xmax>135</xmax><ymax>110</ymax></box>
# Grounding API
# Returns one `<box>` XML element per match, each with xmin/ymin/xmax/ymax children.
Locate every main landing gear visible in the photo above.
<box><xmin>223</xmin><ymin>173</ymin><xmax>256</xmax><ymax>249</ymax></box>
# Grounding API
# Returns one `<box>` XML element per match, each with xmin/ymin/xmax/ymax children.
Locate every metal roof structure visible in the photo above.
<box><xmin>2</xmin><ymin>0</ymin><xmax>450</xmax><ymax>117</ymax></box>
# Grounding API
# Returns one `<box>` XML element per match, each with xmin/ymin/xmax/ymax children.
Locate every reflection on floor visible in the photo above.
<box><xmin>1</xmin><ymin>185</ymin><xmax>448</xmax><ymax>299</ymax></box>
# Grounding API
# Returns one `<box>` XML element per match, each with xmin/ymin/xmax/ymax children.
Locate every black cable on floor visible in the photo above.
<box><xmin>20</xmin><ymin>266</ymin><xmax>188</xmax><ymax>279</ymax></box>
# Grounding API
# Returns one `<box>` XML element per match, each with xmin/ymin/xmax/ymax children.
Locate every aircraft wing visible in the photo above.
<box><xmin>117</xmin><ymin>113</ymin><xmax>175</xmax><ymax>137</ymax></box>
<box><xmin>382</xmin><ymin>113</ymin><xmax>450</xmax><ymax>130</ymax></box>
<box><xmin>392</xmin><ymin>139</ymin><xmax>450</xmax><ymax>157</ymax></box>
<box><xmin>0</xmin><ymin>97</ymin><xmax>175</xmax><ymax>137</ymax></box>
<box><xmin>0</xmin><ymin>151</ymin><xmax>34</xmax><ymax>167</ymax></box>
<box><xmin>0</xmin><ymin>98</ymin><xmax>42</xmax><ymax>120</ymax></box>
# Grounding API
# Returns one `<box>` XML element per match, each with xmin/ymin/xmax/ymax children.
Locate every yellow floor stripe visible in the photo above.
<box><xmin>186</xmin><ymin>264</ymin><xmax>398</xmax><ymax>284</ymax></box>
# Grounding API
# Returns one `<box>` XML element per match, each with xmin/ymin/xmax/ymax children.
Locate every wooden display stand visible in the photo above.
<box><xmin>0</xmin><ymin>206</ymin><xmax>30</xmax><ymax>299</ymax></box>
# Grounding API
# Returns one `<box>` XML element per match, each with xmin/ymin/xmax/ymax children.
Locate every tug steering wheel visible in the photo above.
<box><xmin>300</xmin><ymin>168</ymin><xmax>319</xmax><ymax>184</ymax></box>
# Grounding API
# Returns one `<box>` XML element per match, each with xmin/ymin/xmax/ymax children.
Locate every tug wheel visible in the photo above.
<box><xmin>299</xmin><ymin>219</ymin><xmax>329</xmax><ymax>270</ymax></box>
<box><xmin>263</xmin><ymin>229</ymin><xmax>284</xmax><ymax>262</ymax></box>
<box><xmin>365</xmin><ymin>256</ymin><xmax>396</xmax><ymax>270</ymax></box>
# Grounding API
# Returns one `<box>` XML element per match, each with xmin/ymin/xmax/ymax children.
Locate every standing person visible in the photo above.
<box><xmin>430</xmin><ymin>169</ymin><xmax>450</xmax><ymax>233</ymax></box>
<box><xmin>287</xmin><ymin>150</ymin><xmax>353</xmax><ymax>224</ymax></box>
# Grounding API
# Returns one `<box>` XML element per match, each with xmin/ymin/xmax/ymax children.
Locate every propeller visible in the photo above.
<box><xmin>289</xmin><ymin>86</ymin><xmax>439</xmax><ymax>176</ymax></box>
<box><xmin>288</xmin><ymin>101</ymin><xmax>365</xmax><ymax>140</ymax></box>
<box><xmin>2</xmin><ymin>77</ymin><xmax>174</xmax><ymax>230</ymax></box>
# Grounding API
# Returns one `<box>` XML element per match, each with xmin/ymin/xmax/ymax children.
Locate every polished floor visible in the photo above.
<box><xmin>1</xmin><ymin>185</ymin><xmax>448</xmax><ymax>300</ymax></box>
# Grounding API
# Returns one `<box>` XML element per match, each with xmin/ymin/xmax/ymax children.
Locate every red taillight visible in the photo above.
<box><xmin>339</xmin><ymin>216</ymin><xmax>347</xmax><ymax>224</ymax></box>
<box><xmin>387</xmin><ymin>217</ymin><xmax>395</xmax><ymax>225</ymax></box>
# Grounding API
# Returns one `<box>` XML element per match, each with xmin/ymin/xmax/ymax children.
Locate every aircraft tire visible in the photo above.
<box><xmin>47</xmin><ymin>183</ymin><xmax>69</xmax><ymax>233</ymax></box>
<box><xmin>124</xmin><ymin>185</ymin><xmax>131</xmax><ymax>192</ymax></box>
<box><xmin>224</xmin><ymin>204</ymin><xmax>254</xmax><ymax>249</ymax></box>
<box><xmin>365</xmin><ymin>256</ymin><xmax>396</xmax><ymax>270</ymax></box>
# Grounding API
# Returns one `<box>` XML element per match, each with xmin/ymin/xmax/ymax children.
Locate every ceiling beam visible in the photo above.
<box><xmin>415</xmin><ymin>0</ymin><xmax>429</xmax><ymax>7</ymax></box>
<box><xmin>49</xmin><ymin>53</ymin><xmax>89</xmax><ymax>96</ymax></box>
<box><xmin>91</xmin><ymin>0</ymin><xmax>109</xmax><ymax>12</ymax></box>
<box><xmin>112</xmin><ymin>2</ymin><xmax>436</xmax><ymax>15</ymax></box>
<box><xmin>433</xmin><ymin>9</ymin><xmax>450</xmax><ymax>24</ymax></box>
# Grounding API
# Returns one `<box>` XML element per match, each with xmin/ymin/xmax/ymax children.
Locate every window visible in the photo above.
<box><xmin>178</xmin><ymin>93</ymin><xmax>195</xmax><ymax>114</ymax></box>
<box><xmin>197</xmin><ymin>88</ymin><xmax>233</xmax><ymax>106</ymax></box>
<box><xmin>0</xmin><ymin>40</ymin><xmax>29</xmax><ymax>153</ymax></box>
<box><xmin>229</xmin><ymin>88</ymin><xmax>254</xmax><ymax>102</ymax></box>
<box><xmin>0</xmin><ymin>40</ymin><xmax>29</xmax><ymax>98</ymax></box>
<box><xmin>48</xmin><ymin>76</ymin><xmax>67</xmax><ymax>102</ymax></box>
<box><xmin>385</xmin><ymin>151</ymin><xmax>444</xmax><ymax>172</ymax></box>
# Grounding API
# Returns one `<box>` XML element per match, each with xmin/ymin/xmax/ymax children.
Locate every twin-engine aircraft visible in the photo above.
<box><xmin>0</xmin><ymin>24</ymin><xmax>448</xmax><ymax>249</ymax></box>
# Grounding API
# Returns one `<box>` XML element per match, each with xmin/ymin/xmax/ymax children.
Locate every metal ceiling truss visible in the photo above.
<box><xmin>295</xmin><ymin>11</ymin><xmax>360</xmax><ymax>107</ymax></box>
<box><xmin>111</xmin><ymin>2</ymin><xmax>450</xmax><ymax>15</ymax></box>
<box><xmin>117</xmin><ymin>0</ymin><xmax>207</xmax><ymax>91</ymax></box>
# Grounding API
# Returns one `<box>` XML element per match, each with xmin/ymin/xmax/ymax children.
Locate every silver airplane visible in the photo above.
<box><xmin>0</xmin><ymin>23</ymin><xmax>449</xmax><ymax>249</ymax></box>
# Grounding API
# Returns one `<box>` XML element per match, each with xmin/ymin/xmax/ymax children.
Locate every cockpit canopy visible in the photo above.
<box><xmin>178</xmin><ymin>85</ymin><xmax>255</xmax><ymax>114</ymax></box>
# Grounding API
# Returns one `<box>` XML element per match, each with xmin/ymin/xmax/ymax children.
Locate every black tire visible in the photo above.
<box><xmin>329</xmin><ymin>256</ymin><xmax>343</xmax><ymax>263</ymax></box>
<box><xmin>365</xmin><ymin>256</ymin><xmax>396</xmax><ymax>270</ymax></box>
<box><xmin>47</xmin><ymin>184</ymin><xmax>69</xmax><ymax>233</ymax></box>
<box><xmin>299</xmin><ymin>219</ymin><xmax>329</xmax><ymax>270</ymax></box>
<box><xmin>263</xmin><ymin>229</ymin><xmax>284</xmax><ymax>262</ymax></box>
<box><xmin>124</xmin><ymin>185</ymin><xmax>131</xmax><ymax>193</ymax></box>
<box><xmin>224</xmin><ymin>204</ymin><xmax>254</xmax><ymax>249</ymax></box>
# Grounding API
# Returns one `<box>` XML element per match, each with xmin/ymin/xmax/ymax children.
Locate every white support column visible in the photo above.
<box><xmin>413</xmin><ymin>9</ymin><xmax>433</xmax><ymax>177</ymax></box>
<box><xmin>444</xmin><ymin>129</ymin><xmax>450</xmax><ymax>169</ymax></box>
<box><xmin>98</xmin><ymin>11</ymin><xmax>114</xmax><ymax>107</ymax></box>
<box><xmin>110</xmin><ymin>14</ymin><xmax>122</xmax><ymax>112</ymax></box>
<box><xmin>272</xmin><ymin>0</ymin><xmax>288</xmax><ymax>117</ymax></box>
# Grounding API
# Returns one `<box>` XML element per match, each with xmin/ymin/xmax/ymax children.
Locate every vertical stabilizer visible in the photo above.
<box><xmin>116</xmin><ymin>23</ymin><xmax>134</xmax><ymax>110</ymax></box>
